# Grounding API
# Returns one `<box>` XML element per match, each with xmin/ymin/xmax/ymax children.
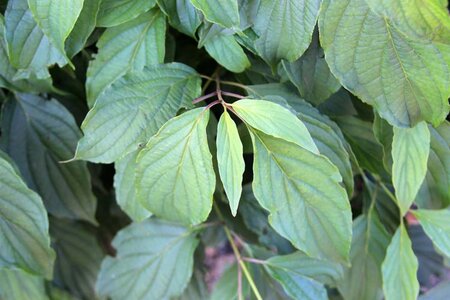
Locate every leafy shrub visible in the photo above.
<box><xmin>0</xmin><ymin>0</ymin><xmax>449</xmax><ymax>299</ymax></box>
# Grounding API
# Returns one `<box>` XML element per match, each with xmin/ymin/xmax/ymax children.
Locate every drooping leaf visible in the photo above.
<box><xmin>157</xmin><ymin>0</ymin><xmax>201</xmax><ymax>37</ymax></box>
<box><xmin>250</xmin><ymin>129</ymin><xmax>352</xmax><ymax>263</ymax></box>
<box><xmin>413</xmin><ymin>209</ymin><xmax>450</xmax><ymax>258</ymax></box>
<box><xmin>253</xmin><ymin>0</ymin><xmax>321</xmax><ymax>67</ymax></box>
<box><xmin>77</xmin><ymin>63</ymin><xmax>200</xmax><ymax>163</ymax></box>
<box><xmin>319</xmin><ymin>0</ymin><xmax>450</xmax><ymax>127</ymax></box>
<box><xmin>114</xmin><ymin>151</ymin><xmax>152</xmax><ymax>222</ymax></box>
<box><xmin>65</xmin><ymin>0</ymin><xmax>101</xmax><ymax>58</ymax></box>
<box><xmin>0</xmin><ymin>151</ymin><xmax>55</xmax><ymax>278</ymax></box>
<box><xmin>28</xmin><ymin>0</ymin><xmax>84</xmax><ymax>59</ymax></box>
<box><xmin>97</xmin><ymin>0</ymin><xmax>157</xmax><ymax>27</ymax></box>
<box><xmin>338</xmin><ymin>214</ymin><xmax>390</xmax><ymax>300</ymax></box>
<box><xmin>0</xmin><ymin>269</ymin><xmax>48</xmax><ymax>300</ymax></box>
<box><xmin>86</xmin><ymin>9</ymin><xmax>166</xmax><ymax>107</ymax></box>
<box><xmin>381</xmin><ymin>223</ymin><xmax>420</xmax><ymax>300</ymax></box>
<box><xmin>232</xmin><ymin>99</ymin><xmax>319</xmax><ymax>154</ymax></box>
<box><xmin>136</xmin><ymin>108</ymin><xmax>215</xmax><ymax>225</ymax></box>
<box><xmin>392</xmin><ymin>122</ymin><xmax>430</xmax><ymax>215</ymax></box>
<box><xmin>190</xmin><ymin>0</ymin><xmax>240</xmax><ymax>29</ymax></box>
<box><xmin>417</xmin><ymin>122</ymin><xmax>450</xmax><ymax>209</ymax></box>
<box><xmin>0</xmin><ymin>94</ymin><xmax>97</xmax><ymax>223</ymax></box>
<box><xmin>217</xmin><ymin>110</ymin><xmax>245</xmax><ymax>216</ymax></box>
<box><xmin>4</xmin><ymin>0</ymin><xmax>67</xmax><ymax>79</ymax></box>
<box><xmin>96</xmin><ymin>219</ymin><xmax>199</xmax><ymax>299</ymax></box>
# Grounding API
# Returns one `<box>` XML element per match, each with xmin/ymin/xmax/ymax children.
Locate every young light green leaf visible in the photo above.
<box><xmin>28</xmin><ymin>0</ymin><xmax>84</xmax><ymax>59</ymax></box>
<box><xmin>190</xmin><ymin>0</ymin><xmax>240</xmax><ymax>28</ymax></box>
<box><xmin>253</xmin><ymin>0</ymin><xmax>321</xmax><ymax>67</ymax></box>
<box><xmin>86</xmin><ymin>9</ymin><xmax>166</xmax><ymax>107</ymax></box>
<box><xmin>232</xmin><ymin>99</ymin><xmax>319</xmax><ymax>154</ymax></box>
<box><xmin>77</xmin><ymin>63</ymin><xmax>200</xmax><ymax>163</ymax></box>
<box><xmin>0</xmin><ymin>269</ymin><xmax>48</xmax><ymax>300</ymax></box>
<box><xmin>4</xmin><ymin>0</ymin><xmax>67</xmax><ymax>79</ymax></box>
<box><xmin>0</xmin><ymin>152</ymin><xmax>55</xmax><ymax>279</ymax></box>
<box><xmin>0</xmin><ymin>94</ymin><xmax>97</xmax><ymax>224</ymax></box>
<box><xmin>157</xmin><ymin>0</ymin><xmax>201</xmax><ymax>37</ymax></box>
<box><xmin>217</xmin><ymin>110</ymin><xmax>245</xmax><ymax>216</ymax></box>
<box><xmin>412</xmin><ymin>209</ymin><xmax>450</xmax><ymax>258</ymax></box>
<box><xmin>114</xmin><ymin>152</ymin><xmax>152</xmax><ymax>222</ymax></box>
<box><xmin>319</xmin><ymin>0</ymin><xmax>450</xmax><ymax>127</ymax></box>
<box><xmin>136</xmin><ymin>108</ymin><xmax>215</xmax><ymax>225</ymax></box>
<box><xmin>65</xmin><ymin>0</ymin><xmax>101</xmax><ymax>58</ymax></box>
<box><xmin>392</xmin><ymin>122</ymin><xmax>430</xmax><ymax>215</ymax></box>
<box><xmin>382</xmin><ymin>223</ymin><xmax>419</xmax><ymax>300</ymax></box>
<box><xmin>250</xmin><ymin>129</ymin><xmax>352</xmax><ymax>263</ymax></box>
<box><xmin>50</xmin><ymin>218</ymin><xmax>104</xmax><ymax>300</ymax></box>
<box><xmin>96</xmin><ymin>219</ymin><xmax>199</xmax><ymax>299</ymax></box>
<box><xmin>417</xmin><ymin>122</ymin><xmax>450</xmax><ymax>209</ymax></box>
<box><xmin>97</xmin><ymin>0</ymin><xmax>157</xmax><ymax>27</ymax></box>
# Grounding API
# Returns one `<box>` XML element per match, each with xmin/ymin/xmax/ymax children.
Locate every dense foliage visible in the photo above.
<box><xmin>0</xmin><ymin>0</ymin><xmax>449</xmax><ymax>299</ymax></box>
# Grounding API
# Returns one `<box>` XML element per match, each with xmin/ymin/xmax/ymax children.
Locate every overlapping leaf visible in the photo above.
<box><xmin>157</xmin><ymin>0</ymin><xmax>201</xmax><ymax>37</ymax></box>
<box><xmin>413</xmin><ymin>209</ymin><xmax>450</xmax><ymax>258</ymax></box>
<box><xmin>0</xmin><ymin>269</ymin><xmax>48</xmax><ymax>300</ymax></box>
<box><xmin>190</xmin><ymin>0</ymin><xmax>240</xmax><ymax>28</ymax></box>
<box><xmin>97</xmin><ymin>0</ymin><xmax>157</xmax><ymax>27</ymax></box>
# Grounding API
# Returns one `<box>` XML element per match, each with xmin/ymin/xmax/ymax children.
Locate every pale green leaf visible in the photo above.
<box><xmin>4</xmin><ymin>0</ymin><xmax>67</xmax><ymax>79</ymax></box>
<box><xmin>0</xmin><ymin>152</ymin><xmax>55</xmax><ymax>279</ymax></box>
<box><xmin>217</xmin><ymin>110</ymin><xmax>245</xmax><ymax>216</ymax></box>
<box><xmin>136</xmin><ymin>108</ymin><xmax>215</xmax><ymax>225</ymax></box>
<box><xmin>232</xmin><ymin>99</ymin><xmax>319</xmax><ymax>154</ymax></box>
<box><xmin>392</xmin><ymin>121</ymin><xmax>430</xmax><ymax>215</ymax></box>
<box><xmin>253</xmin><ymin>0</ymin><xmax>321</xmax><ymax>67</ymax></box>
<box><xmin>157</xmin><ymin>0</ymin><xmax>201</xmax><ymax>37</ymax></box>
<box><xmin>65</xmin><ymin>0</ymin><xmax>101</xmax><ymax>58</ymax></box>
<box><xmin>190</xmin><ymin>0</ymin><xmax>240</xmax><ymax>28</ymax></box>
<box><xmin>114</xmin><ymin>152</ymin><xmax>152</xmax><ymax>222</ymax></box>
<box><xmin>319</xmin><ymin>0</ymin><xmax>450</xmax><ymax>127</ymax></box>
<box><xmin>0</xmin><ymin>269</ymin><xmax>48</xmax><ymax>300</ymax></box>
<box><xmin>97</xmin><ymin>0</ymin><xmax>157</xmax><ymax>27</ymax></box>
<box><xmin>77</xmin><ymin>63</ymin><xmax>200</xmax><ymax>163</ymax></box>
<box><xmin>0</xmin><ymin>94</ymin><xmax>97</xmax><ymax>223</ymax></box>
<box><xmin>86</xmin><ymin>9</ymin><xmax>166</xmax><ymax>107</ymax></box>
<box><xmin>50</xmin><ymin>218</ymin><xmax>104</xmax><ymax>299</ymax></box>
<box><xmin>96</xmin><ymin>219</ymin><xmax>199</xmax><ymax>300</ymax></box>
<box><xmin>381</xmin><ymin>223</ymin><xmax>419</xmax><ymax>300</ymax></box>
<box><xmin>28</xmin><ymin>0</ymin><xmax>84</xmax><ymax>59</ymax></box>
<box><xmin>250</xmin><ymin>129</ymin><xmax>352</xmax><ymax>263</ymax></box>
<box><xmin>417</xmin><ymin>122</ymin><xmax>450</xmax><ymax>209</ymax></box>
<box><xmin>413</xmin><ymin>209</ymin><xmax>450</xmax><ymax>258</ymax></box>
<box><xmin>338</xmin><ymin>214</ymin><xmax>390</xmax><ymax>300</ymax></box>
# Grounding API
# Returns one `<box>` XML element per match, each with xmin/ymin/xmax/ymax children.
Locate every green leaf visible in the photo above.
<box><xmin>97</xmin><ymin>0</ymin><xmax>157</xmax><ymax>27</ymax></box>
<box><xmin>373</xmin><ymin>113</ymin><xmax>394</xmax><ymax>171</ymax></box>
<box><xmin>217</xmin><ymin>110</ymin><xmax>245</xmax><ymax>216</ymax></box>
<box><xmin>190</xmin><ymin>0</ymin><xmax>240</xmax><ymax>29</ymax></box>
<box><xmin>417</xmin><ymin>122</ymin><xmax>450</xmax><ymax>209</ymax></box>
<box><xmin>282</xmin><ymin>31</ymin><xmax>341</xmax><ymax>105</ymax></box>
<box><xmin>250</xmin><ymin>129</ymin><xmax>352</xmax><ymax>263</ymax></box>
<box><xmin>157</xmin><ymin>0</ymin><xmax>201</xmax><ymax>37</ymax></box>
<box><xmin>419</xmin><ymin>280</ymin><xmax>450</xmax><ymax>300</ymax></box>
<box><xmin>28</xmin><ymin>0</ymin><xmax>84</xmax><ymax>59</ymax></box>
<box><xmin>381</xmin><ymin>223</ymin><xmax>419</xmax><ymax>300</ymax></box>
<box><xmin>65</xmin><ymin>0</ymin><xmax>101</xmax><ymax>58</ymax></box>
<box><xmin>413</xmin><ymin>209</ymin><xmax>450</xmax><ymax>258</ymax></box>
<box><xmin>0</xmin><ymin>94</ymin><xmax>97</xmax><ymax>223</ymax></box>
<box><xmin>86</xmin><ymin>8</ymin><xmax>166</xmax><ymax>107</ymax></box>
<box><xmin>114</xmin><ymin>151</ymin><xmax>152</xmax><ymax>222</ymax></box>
<box><xmin>0</xmin><ymin>151</ymin><xmax>55</xmax><ymax>278</ymax></box>
<box><xmin>50</xmin><ymin>218</ymin><xmax>104</xmax><ymax>299</ymax></box>
<box><xmin>253</xmin><ymin>0</ymin><xmax>321</xmax><ymax>67</ymax></box>
<box><xmin>319</xmin><ymin>0</ymin><xmax>450</xmax><ymax>127</ymax></box>
<box><xmin>96</xmin><ymin>219</ymin><xmax>199</xmax><ymax>299</ymax></box>
<box><xmin>78</xmin><ymin>63</ymin><xmax>200</xmax><ymax>163</ymax></box>
<box><xmin>392</xmin><ymin>122</ymin><xmax>430</xmax><ymax>215</ymax></box>
<box><xmin>0</xmin><ymin>269</ymin><xmax>48</xmax><ymax>300</ymax></box>
<box><xmin>4</xmin><ymin>0</ymin><xmax>67</xmax><ymax>79</ymax></box>
<box><xmin>338</xmin><ymin>214</ymin><xmax>390</xmax><ymax>300</ymax></box>
<box><xmin>232</xmin><ymin>99</ymin><xmax>319</xmax><ymax>154</ymax></box>
<box><xmin>136</xmin><ymin>108</ymin><xmax>215</xmax><ymax>225</ymax></box>
<box><xmin>211</xmin><ymin>263</ymin><xmax>250</xmax><ymax>300</ymax></box>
